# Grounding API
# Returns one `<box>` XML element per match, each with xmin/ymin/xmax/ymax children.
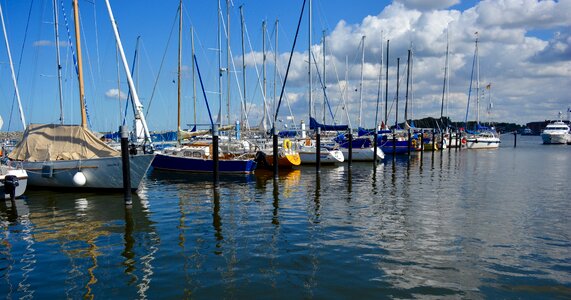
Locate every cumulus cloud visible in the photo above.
<box><xmin>105</xmin><ymin>88</ymin><xmax>128</xmax><ymax>100</ymax></box>
<box><xmin>396</xmin><ymin>0</ymin><xmax>460</xmax><ymax>11</ymax></box>
<box><xmin>238</xmin><ymin>0</ymin><xmax>571</xmax><ymax>125</ymax></box>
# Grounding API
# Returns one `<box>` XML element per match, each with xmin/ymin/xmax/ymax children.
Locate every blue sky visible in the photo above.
<box><xmin>1</xmin><ymin>0</ymin><xmax>570</xmax><ymax>132</ymax></box>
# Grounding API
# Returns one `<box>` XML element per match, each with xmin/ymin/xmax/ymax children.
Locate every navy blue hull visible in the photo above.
<box><xmin>152</xmin><ymin>154</ymin><xmax>256</xmax><ymax>173</ymax></box>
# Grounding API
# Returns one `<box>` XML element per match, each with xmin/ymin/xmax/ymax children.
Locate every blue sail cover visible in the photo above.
<box><xmin>310</xmin><ymin>117</ymin><xmax>348</xmax><ymax>131</ymax></box>
<box><xmin>357</xmin><ymin>127</ymin><xmax>391</xmax><ymax>136</ymax></box>
<box><xmin>278</xmin><ymin>130</ymin><xmax>298</xmax><ymax>138</ymax></box>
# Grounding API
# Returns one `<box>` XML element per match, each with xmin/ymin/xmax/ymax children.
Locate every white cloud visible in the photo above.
<box><xmin>396</xmin><ymin>0</ymin><xmax>460</xmax><ymax>11</ymax></box>
<box><xmin>33</xmin><ymin>39</ymin><xmax>71</xmax><ymax>47</ymax></box>
<box><xmin>105</xmin><ymin>88</ymin><xmax>128</xmax><ymax>100</ymax></box>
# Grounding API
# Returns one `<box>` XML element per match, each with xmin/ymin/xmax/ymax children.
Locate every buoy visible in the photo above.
<box><xmin>73</xmin><ymin>171</ymin><xmax>87</xmax><ymax>186</ymax></box>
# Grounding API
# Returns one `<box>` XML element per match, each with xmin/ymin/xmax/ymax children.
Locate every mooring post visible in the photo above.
<box><xmin>347</xmin><ymin>128</ymin><xmax>353</xmax><ymax>167</ymax></box>
<box><xmin>316</xmin><ymin>127</ymin><xmax>321</xmax><ymax>172</ymax></box>
<box><xmin>120</xmin><ymin>125</ymin><xmax>132</xmax><ymax>205</ymax></box>
<box><xmin>213</xmin><ymin>124</ymin><xmax>220</xmax><ymax>187</ymax></box>
<box><xmin>392</xmin><ymin>131</ymin><xmax>396</xmax><ymax>158</ymax></box>
<box><xmin>273</xmin><ymin>127</ymin><xmax>279</xmax><ymax>177</ymax></box>
<box><xmin>513</xmin><ymin>131</ymin><xmax>517</xmax><ymax>148</ymax></box>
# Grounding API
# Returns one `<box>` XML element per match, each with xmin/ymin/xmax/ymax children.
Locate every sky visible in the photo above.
<box><xmin>0</xmin><ymin>0</ymin><xmax>570</xmax><ymax>133</ymax></box>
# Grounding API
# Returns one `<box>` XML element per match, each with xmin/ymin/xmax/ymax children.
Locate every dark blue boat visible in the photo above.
<box><xmin>152</xmin><ymin>153</ymin><xmax>256</xmax><ymax>174</ymax></box>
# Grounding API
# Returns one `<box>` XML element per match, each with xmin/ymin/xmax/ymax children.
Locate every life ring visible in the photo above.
<box><xmin>305</xmin><ymin>138</ymin><xmax>311</xmax><ymax>146</ymax></box>
<box><xmin>461</xmin><ymin>137</ymin><xmax>467</xmax><ymax>144</ymax></box>
<box><xmin>283</xmin><ymin>139</ymin><xmax>292</xmax><ymax>150</ymax></box>
<box><xmin>411</xmin><ymin>139</ymin><xmax>417</xmax><ymax>148</ymax></box>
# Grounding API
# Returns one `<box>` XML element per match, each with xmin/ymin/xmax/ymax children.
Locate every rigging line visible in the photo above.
<box><xmin>243</xmin><ymin>19</ymin><xmax>271</xmax><ymax>126</ymax></box>
<box><xmin>218</xmin><ymin>5</ymin><xmax>251</xmax><ymax>130</ymax></box>
<box><xmin>310</xmin><ymin>50</ymin><xmax>337</xmax><ymax>125</ymax></box>
<box><xmin>194</xmin><ymin>55</ymin><xmax>214</xmax><ymax>126</ymax></box>
<box><xmin>263</xmin><ymin>23</ymin><xmax>297</xmax><ymax>128</ymax></box>
<box><xmin>274</xmin><ymin>0</ymin><xmax>306</xmax><ymax>125</ymax></box>
<box><xmin>6</xmin><ymin>0</ymin><xmax>34</xmax><ymax>131</ymax></box>
<box><xmin>144</xmin><ymin>5</ymin><xmax>179</xmax><ymax>118</ymax></box>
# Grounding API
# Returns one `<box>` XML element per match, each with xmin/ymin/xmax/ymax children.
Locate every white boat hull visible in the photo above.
<box><xmin>0</xmin><ymin>168</ymin><xmax>28</xmax><ymax>199</ymax></box>
<box><xmin>298</xmin><ymin>147</ymin><xmax>344</xmax><ymax>164</ymax></box>
<box><xmin>340</xmin><ymin>147</ymin><xmax>385</xmax><ymax>161</ymax></box>
<box><xmin>541</xmin><ymin>132</ymin><xmax>570</xmax><ymax>144</ymax></box>
<box><xmin>21</xmin><ymin>154</ymin><xmax>154</xmax><ymax>190</ymax></box>
<box><xmin>465</xmin><ymin>137</ymin><xmax>501</xmax><ymax>149</ymax></box>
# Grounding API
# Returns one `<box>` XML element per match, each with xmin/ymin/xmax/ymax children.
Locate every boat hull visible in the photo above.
<box><xmin>152</xmin><ymin>153</ymin><xmax>256</xmax><ymax>173</ymax></box>
<box><xmin>298</xmin><ymin>148</ymin><xmax>344</xmax><ymax>164</ymax></box>
<box><xmin>22</xmin><ymin>154</ymin><xmax>154</xmax><ymax>190</ymax></box>
<box><xmin>465</xmin><ymin>137</ymin><xmax>500</xmax><ymax>149</ymax></box>
<box><xmin>0</xmin><ymin>168</ymin><xmax>28</xmax><ymax>199</ymax></box>
<box><xmin>541</xmin><ymin>133</ymin><xmax>570</xmax><ymax>144</ymax></box>
<box><xmin>340</xmin><ymin>147</ymin><xmax>385</xmax><ymax>161</ymax></box>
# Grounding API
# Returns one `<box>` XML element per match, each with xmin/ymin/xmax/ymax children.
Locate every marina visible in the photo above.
<box><xmin>1</xmin><ymin>136</ymin><xmax>570</xmax><ymax>298</ymax></box>
<box><xmin>0</xmin><ymin>0</ymin><xmax>570</xmax><ymax>298</ymax></box>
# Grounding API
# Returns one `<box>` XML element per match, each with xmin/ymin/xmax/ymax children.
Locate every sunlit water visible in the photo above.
<box><xmin>1</xmin><ymin>136</ymin><xmax>570</xmax><ymax>299</ymax></box>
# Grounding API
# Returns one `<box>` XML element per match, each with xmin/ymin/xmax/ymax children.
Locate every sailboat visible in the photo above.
<box><xmin>151</xmin><ymin>0</ymin><xmax>256</xmax><ymax>174</ymax></box>
<box><xmin>463</xmin><ymin>33</ymin><xmax>500</xmax><ymax>149</ymax></box>
<box><xmin>7</xmin><ymin>0</ymin><xmax>154</xmax><ymax>190</ymax></box>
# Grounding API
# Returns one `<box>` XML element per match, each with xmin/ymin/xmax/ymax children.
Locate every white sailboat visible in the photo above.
<box><xmin>463</xmin><ymin>33</ymin><xmax>500</xmax><ymax>149</ymax></box>
<box><xmin>7</xmin><ymin>0</ymin><xmax>154</xmax><ymax>190</ymax></box>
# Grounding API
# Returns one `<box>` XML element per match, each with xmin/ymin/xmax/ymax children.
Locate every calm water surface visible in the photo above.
<box><xmin>1</xmin><ymin>136</ymin><xmax>570</xmax><ymax>299</ymax></box>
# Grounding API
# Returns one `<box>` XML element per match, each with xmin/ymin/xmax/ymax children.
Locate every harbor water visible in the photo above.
<box><xmin>1</xmin><ymin>136</ymin><xmax>570</xmax><ymax>298</ymax></box>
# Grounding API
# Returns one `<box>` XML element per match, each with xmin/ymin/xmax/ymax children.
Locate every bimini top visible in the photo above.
<box><xmin>8</xmin><ymin>124</ymin><xmax>120</xmax><ymax>162</ymax></box>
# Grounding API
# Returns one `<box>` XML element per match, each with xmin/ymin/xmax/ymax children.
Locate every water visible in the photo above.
<box><xmin>1</xmin><ymin>136</ymin><xmax>570</xmax><ymax>299</ymax></box>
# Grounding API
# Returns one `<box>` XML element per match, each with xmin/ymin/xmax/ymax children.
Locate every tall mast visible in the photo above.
<box><xmin>226</xmin><ymin>0</ymin><xmax>231</xmax><ymax>126</ymax></box>
<box><xmin>52</xmin><ymin>0</ymin><xmax>64</xmax><ymax>124</ymax></box>
<box><xmin>217</xmin><ymin>0</ymin><xmax>222</xmax><ymax>124</ymax></box>
<box><xmin>177</xmin><ymin>0</ymin><xmax>182</xmax><ymax>133</ymax></box>
<box><xmin>191</xmin><ymin>26</ymin><xmax>197</xmax><ymax>126</ymax></box>
<box><xmin>404</xmin><ymin>49</ymin><xmax>411</xmax><ymax>124</ymax></box>
<box><xmin>322</xmin><ymin>30</ymin><xmax>326</xmax><ymax>124</ymax></box>
<box><xmin>475</xmin><ymin>33</ymin><xmax>480</xmax><ymax>126</ymax></box>
<box><xmin>308</xmin><ymin>0</ymin><xmax>312</xmax><ymax>122</ymax></box>
<box><xmin>395</xmin><ymin>57</ymin><xmax>400</xmax><ymax>129</ymax></box>
<box><xmin>358</xmin><ymin>35</ymin><xmax>365</xmax><ymax>128</ymax></box>
<box><xmin>104</xmin><ymin>0</ymin><xmax>152</xmax><ymax>143</ymax></box>
<box><xmin>274</xmin><ymin>19</ymin><xmax>278</xmax><ymax>119</ymax></box>
<box><xmin>384</xmin><ymin>40</ymin><xmax>389</xmax><ymax>128</ymax></box>
<box><xmin>440</xmin><ymin>31</ymin><xmax>449</xmax><ymax>127</ymax></box>
<box><xmin>239</xmin><ymin>5</ymin><xmax>246</xmax><ymax>129</ymax></box>
<box><xmin>0</xmin><ymin>3</ymin><xmax>26</xmax><ymax>129</ymax></box>
<box><xmin>72</xmin><ymin>0</ymin><xmax>88</xmax><ymax>128</ymax></box>
<box><xmin>262</xmin><ymin>20</ymin><xmax>267</xmax><ymax>128</ymax></box>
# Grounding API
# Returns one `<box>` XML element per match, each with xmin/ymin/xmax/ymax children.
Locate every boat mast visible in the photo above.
<box><xmin>440</xmin><ymin>31</ymin><xmax>449</xmax><ymax>129</ymax></box>
<box><xmin>72</xmin><ymin>0</ymin><xmax>88</xmax><ymax>129</ymax></box>
<box><xmin>262</xmin><ymin>20</ymin><xmax>267</xmax><ymax>129</ymax></box>
<box><xmin>358</xmin><ymin>35</ymin><xmax>365</xmax><ymax>128</ymax></box>
<box><xmin>395</xmin><ymin>57</ymin><xmax>400</xmax><ymax>129</ymax></box>
<box><xmin>274</xmin><ymin>19</ymin><xmax>279</xmax><ymax>120</ymax></box>
<box><xmin>104</xmin><ymin>0</ymin><xmax>152</xmax><ymax>144</ymax></box>
<box><xmin>384</xmin><ymin>40</ymin><xmax>389</xmax><ymax>128</ymax></box>
<box><xmin>217</xmin><ymin>0</ymin><xmax>222</xmax><ymax>124</ymax></box>
<box><xmin>308</xmin><ymin>0</ymin><xmax>312</xmax><ymax>123</ymax></box>
<box><xmin>0</xmin><ymin>3</ymin><xmax>26</xmax><ymax>129</ymax></box>
<box><xmin>322</xmin><ymin>30</ymin><xmax>326</xmax><ymax>124</ymax></box>
<box><xmin>191</xmin><ymin>26</ymin><xmax>197</xmax><ymax>126</ymax></box>
<box><xmin>475</xmin><ymin>33</ymin><xmax>480</xmax><ymax>127</ymax></box>
<box><xmin>239</xmin><ymin>5</ymin><xmax>246</xmax><ymax>129</ymax></box>
<box><xmin>53</xmin><ymin>0</ymin><xmax>64</xmax><ymax>124</ymax></box>
<box><xmin>404</xmin><ymin>49</ymin><xmax>411</xmax><ymax>126</ymax></box>
<box><xmin>177</xmin><ymin>0</ymin><xmax>182</xmax><ymax>133</ymax></box>
<box><xmin>226</xmin><ymin>0</ymin><xmax>231</xmax><ymax>126</ymax></box>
